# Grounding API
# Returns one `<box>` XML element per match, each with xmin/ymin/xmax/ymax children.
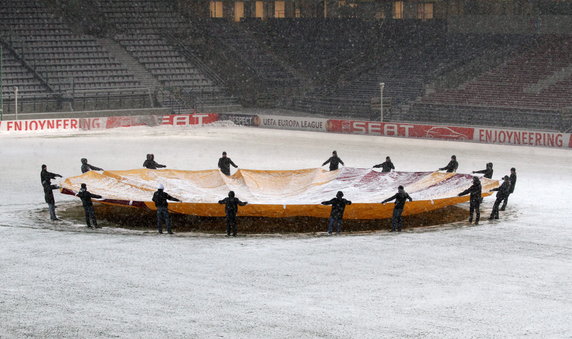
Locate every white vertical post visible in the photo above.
<box><xmin>14</xmin><ymin>86</ymin><xmax>18</xmax><ymax>120</ymax></box>
<box><xmin>379</xmin><ymin>82</ymin><xmax>385</xmax><ymax>122</ymax></box>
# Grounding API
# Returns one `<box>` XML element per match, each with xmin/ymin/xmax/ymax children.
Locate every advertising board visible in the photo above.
<box><xmin>254</xmin><ymin>115</ymin><xmax>327</xmax><ymax>132</ymax></box>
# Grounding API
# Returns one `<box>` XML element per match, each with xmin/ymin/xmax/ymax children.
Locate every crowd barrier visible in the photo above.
<box><xmin>1</xmin><ymin>112</ymin><xmax>570</xmax><ymax>149</ymax></box>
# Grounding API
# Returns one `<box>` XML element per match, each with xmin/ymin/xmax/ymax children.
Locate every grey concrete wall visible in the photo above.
<box><xmin>1</xmin><ymin>108</ymin><xmax>171</xmax><ymax>121</ymax></box>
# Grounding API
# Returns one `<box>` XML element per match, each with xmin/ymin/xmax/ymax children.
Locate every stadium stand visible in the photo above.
<box><xmin>1</xmin><ymin>45</ymin><xmax>51</xmax><ymax>97</ymax></box>
<box><xmin>298</xmin><ymin>31</ymin><xmax>526</xmax><ymax>119</ymax></box>
<box><xmin>1</xmin><ymin>0</ymin><xmax>571</xmax><ymax>132</ymax></box>
<box><xmin>406</xmin><ymin>103</ymin><xmax>566</xmax><ymax>131</ymax></box>
<box><xmin>205</xmin><ymin>19</ymin><xmax>299</xmax><ymax>86</ymax></box>
<box><xmin>243</xmin><ymin>18</ymin><xmax>375</xmax><ymax>83</ymax></box>
<box><xmin>0</xmin><ymin>0</ymin><xmax>152</xmax><ymax>112</ymax></box>
<box><xmin>0</xmin><ymin>46</ymin><xmax>58</xmax><ymax>113</ymax></box>
<box><xmin>422</xmin><ymin>35</ymin><xmax>572</xmax><ymax>108</ymax></box>
<box><xmin>95</xmin><ymin>0</ymin><xmax>239</xmax><ymax>110</ymax></box>
<box><xmin>166</xmin><ymin>18</ymin><xmax>306</xmax><ymax>107</ymax></box>
<box><xmin>409</xmin><ymin>35</ymin><xmax>572</xmax><ymax>131</ymax></box>
<box><xmin>96</xmin><ymin>0</ymin><xmax>188</xmax><ymax>33</ymax></box>
<box><xmin>273</xmin><ymin>21</ymin><xmax>451</xmax><ymax>117</ymax></box>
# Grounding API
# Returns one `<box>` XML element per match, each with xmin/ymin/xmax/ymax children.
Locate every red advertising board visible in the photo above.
<box><xmin>161</xmin><ymin>113</ymin><xmax>219</xmax><ymax>126</ymax></box>
<box><xmin>326</xmin><ymin>120</ymin><xmax>474</xmax><ymax>141</ymax></box>
<box><xmin>0</xmin><ymin>117</ymin><xmax>106</xmax><ymax>132</ymax></box>
<box><xmin>326</xmin><ymin>119</ymin><xmax>572</xmax><ymax>149</ymax></box>
<box><xmin>107</xmin><ymin>113</ymin><xmax>218</xmax><ymax>128</ymax></box>
<box><xmin>105</xmin><ymin>113</ymin><xmax>219</xmax><ymax>129</ymax></box>
<box><xmin>0</xmin><ymin>113</ymin><xmax>220</xmax><ymax>133</ymax></box>
<box><xmin>105</xmin><ymin>115</ymin><xmax>160</xmax><ymax>129</ymax></box>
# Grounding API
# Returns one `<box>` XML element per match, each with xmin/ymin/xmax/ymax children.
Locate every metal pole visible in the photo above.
<box><xmin>71</xmin><ymin>77</ymin><xmax>74</xmax><ymax>111</ymax></box>
<box><xmin>379</xmin><ymin>82</ymin><xmax>385</xmax><ymax>122</ymax></box>
<box><xmin>0</xmin><ymin>45</ymin><xmax>3</xmax><ymax>120</ymax></box>
<box><xmin>14</xmin><ymin>86</ymin><xmax>18</xmax><ymax>120</ymax></box>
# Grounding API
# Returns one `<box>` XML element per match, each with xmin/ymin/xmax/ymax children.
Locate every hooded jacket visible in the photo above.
<box><xmin>321</xmin><ymin>196</ymin><xmax>352</xmax><ymax>219</ymax></box>
<box><xmin>76</xmin><ymin>189</ymin><xmax>102</xmax><ymax>207</ymax></box>
<box><xmin>218</xmin><ymin>157</ymin><xmax>238</xmax><ymax>176</ymax></box>
<box><xmin>473</xmin><ymin>164</ymin><xmax>493</xmax><ymax>179</ymax></box>
<box><xmin>509</xmin><ymin>173</ymin><xmax>517</xmax><ymax>193</ymax></box>
<box><xmin>374</xmin><ymin>160</ymin><xmax>395</xmax><ymax>172</ymax></box>
<box><xmin>152</xmin><ymin>189</ymin><xmax>180</xmax><ymax>208</ymax></box>
<box><xmin>382</xmin><ymin>191</ymin><xmax>412</xmax><ymax>209</ymax></box>
<box><xmin>218</xmin><ymin>195</ymin><xmax>248</xmax><ymax>218</ymax></box>
<box><xmin>492</xmin><ymin>180</ymin><xmax>510</xmax><ymax>199</ymax></box>
<box><xmin>81</xmin><ymin>160</ymin><xmax>103</xmax><ymax>173</ymax></box>
<box><xmin>322</xmin><ymin>155</ymin><xmax>344</xmax><ymax>171</ymax></box>
<box><xmin>458</xmin><ymin>180</ymin><xmax>482</xmax><ymax>204</ymax></box>
<box><xmin>440</xmin><ymin>159</ymin><xmax>458</xmax><ymax>173</ymax></box>
<box><xmin>143</xmin><ymin>155</ymin><xmax>166</xmax><ymax>169</ymax></box>
<box><xmin>41</xmin><ymin>169</ymin><xmax>61</xmax><ymax>186</ymax></box>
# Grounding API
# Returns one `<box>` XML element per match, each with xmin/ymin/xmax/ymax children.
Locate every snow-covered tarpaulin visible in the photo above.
<box><xmin>61</xmin><ymin>168</ymin><xmax>498</xmax><ymax>219</ymax></box>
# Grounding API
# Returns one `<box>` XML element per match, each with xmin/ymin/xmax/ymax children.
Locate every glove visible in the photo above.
<box><xmin>56</xmin><ymin>174</ymin><xmax>63</xmax><ymax>178</ymax></box>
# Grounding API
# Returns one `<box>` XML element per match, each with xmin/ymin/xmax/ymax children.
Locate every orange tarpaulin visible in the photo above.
<box><xmin>61</xmin><ymin>168</ymin><xmax>498</xmax><ymax>219</ymax></box>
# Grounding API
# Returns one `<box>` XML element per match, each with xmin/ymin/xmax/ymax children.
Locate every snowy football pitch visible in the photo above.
<box><xmin>0</xmin><ymin>125</ymin><xmax>570</xmax><ymax>338</ymax></box>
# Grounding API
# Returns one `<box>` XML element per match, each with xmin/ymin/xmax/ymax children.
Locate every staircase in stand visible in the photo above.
<box><xmin>98</xmin><ymin>38</ymin><xmax>161</xmax><ymax>91</ymax></box>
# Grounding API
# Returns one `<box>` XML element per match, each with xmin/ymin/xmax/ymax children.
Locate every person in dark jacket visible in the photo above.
<box><xmin>40</xmin><ymin>164</ymin><xmax>62</xmax><ymax>186</ymax></box>
<box><xmin>321</xmin><ymin>191</ymin><xmax>352</xmax><ymax>235</ymax></box>
<box><xmin>218</xmin><ymin>151</ymin><xmax>238</xmax><ymax>176</ymax></box>
<box><xmin>458</xmin><ymin>176</ymin><xmax>482</xmax><ymax>224</ymax></box>
<box><xmin>76</xmin><ymin>183</ymin><xmax>102</xmax><ymax>228</ymax></box>
<box><xmin>143</xmin><ymin>154</ymin><xmax>166</xmax><ymax>169</ymax></box>
<box><xmin>218</xmin><ymin>191</ymin><xmax>248</xmax><ymax>237</ymax></box>
<box><xmin>152</xmin><ymin>184</ymin><xmax>180</xmax><ymax>234</ymax></box>
<box><xmin>381</xmin><ymin>186</ymin><xmax>413</xmax><ymax>232</ymax></box>
<box><xmin>489</xmin><ymin>175</ymin><xmax>510</xmax><ymax>220</ymax></box>
<box><xmin>81</xmin><ymin>158</ymin><xmax>103</xmax><ymax>173</ymax></box>
<box><xmin>373</xmin><ymin>156</ymin><xmax>395</xmax><ymax>172</ymax></box>
<box><xmin>500</xmin><ymin>168</ymin><xmax>517</xmax><ymax>211</ymax></box>
<box><xmin>472</xmin><ymin>162</ymin><xmax>493</xmax><ymax>179</ymax></box>
<box><xmin>322</xmin><ymin>151</ymin><xmax>345</xmax><ymax>171</ymax></box>
<box><xmin>43</xmin><ymin>180</ymin><xmax>60</xmax><ymax>221</ymax></box>
<box><xmin>439</xmin><ymin>155</ymin><xmax>458</xmax><ymax>173</ymax></box>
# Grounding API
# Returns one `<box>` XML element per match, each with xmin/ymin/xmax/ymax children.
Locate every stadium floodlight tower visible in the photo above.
<box><xmin>379</xmin><ymin>82</ymin><xmax>385</xmax><ymax>122</ymax></box>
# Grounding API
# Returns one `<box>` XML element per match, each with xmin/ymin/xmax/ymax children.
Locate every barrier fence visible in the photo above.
<box><xmin>1</xmin><ymin>113</ymin><xmax>570</xmax><ymax>149</ymax></box>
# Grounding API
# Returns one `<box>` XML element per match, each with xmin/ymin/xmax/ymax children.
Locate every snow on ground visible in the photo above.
<box><xmin>0</xmin><ymin>125</ymin><xmax>571</xmax><ymax>338</ymax></box>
